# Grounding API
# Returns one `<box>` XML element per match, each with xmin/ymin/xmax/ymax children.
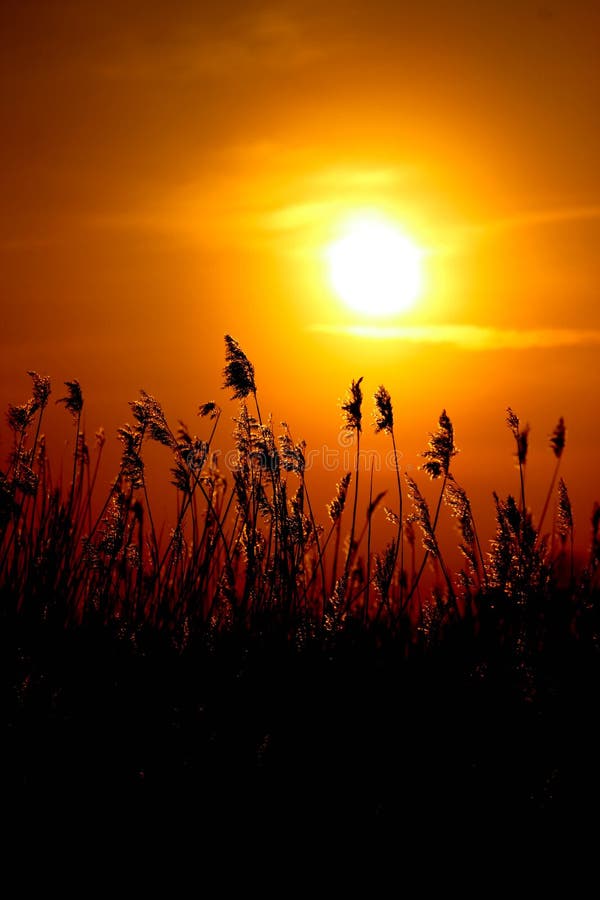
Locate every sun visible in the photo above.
<box><xmin>326</xmin><ymin>216</ymin><xmax>423</xmax><ymax>316</ymax></box>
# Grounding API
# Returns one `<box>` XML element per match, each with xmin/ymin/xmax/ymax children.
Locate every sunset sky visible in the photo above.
<box><xmin>2</xmin><ymin>0</ymin><xmax>600</xmax><ymax>545</ymax></box>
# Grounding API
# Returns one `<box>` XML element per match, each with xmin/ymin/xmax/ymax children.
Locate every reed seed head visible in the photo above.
<box><xmin>373</xmin><ymin>385</ymin><xmax>394</xmax><ymax>434</ymax></box>
<box><xmin>557</xmin><ymin>477</ymin><xmax>573</xmax><ymax>538</ymax></box>
<box><xmin>327</xmin><ymin>472</ymin><xmax>352</xmax><ymax>522</ymax></box>
<box><xmin>198</xmin><ymin>401</ymin><xmax>220</xmax><ymax>419</ymax></box>
<box><xmin>506</xmin><ymin>406</ymin><xmax>529</xmax><ymax>465</ymax></box>
<box><xmin>550</xmin><ymin>417</ymin><xmax>566</xmax><ymax>459</ymax></box>
<box><xmin>405</xmin><ymin>474</ymin><xmax>438</xmax><ymax>557</ymax></box>
<box><xmin>421</xmin><ymin>409</ymin><xmax>457</xmax><ymax>479</ymax></box>
<box><xmin>341</xmin><ymin>377</ymin><xmax>363</xmax><ymax>434</ymax></box>
<box><xmin>7</xmin><ymin>401</ymin><xmax>37</xmax><ymax>434</ymax></box>
<box><xmin>27</xmin><ymin>371</ymin><xmax>51</xmax><ymax>409</ymax></box>
<box><xmin>223</xmin><ymin>334</ymin><xmax>257</xmax><ymax>400</ymax></box>
<box><xmin>57</xmin><ymin>380</ymin><xmax>83</xmax><ymax>418</ymax></box>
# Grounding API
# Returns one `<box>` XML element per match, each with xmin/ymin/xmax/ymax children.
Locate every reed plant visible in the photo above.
<box><xmin>6</xmin><ymin>337</ymin><xmax>600</xmax><ymax>826</ymax></box>
<box><xmin>1</xmin><ymin>337</ymin><xmax>598</xmax><ymax>646</ymax></box>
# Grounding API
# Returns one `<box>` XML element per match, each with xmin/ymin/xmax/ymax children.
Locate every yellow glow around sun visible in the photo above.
<box><xmin>327</xmin><ymin>216</ymin><xmax>423</xmax><ymax>316</ymax></box>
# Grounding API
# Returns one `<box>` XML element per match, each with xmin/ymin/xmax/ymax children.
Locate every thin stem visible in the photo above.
<box><xmin>302</xmin><ymin>479</ymin><xmax>328</xmax><ymax>619</ymax></box>
<box><xmin>391</xmin><ymin>428</ymin><xmax>403</xmax><ymax>604</ymax></box>
<box><xmin>471</xmin><ymin>511</ymin><xmax>489</xmax><ymax>589</ymax></box>
<box><xmin>67</xmin><ymin>409</ymin><xmax>82</xmax><ymax>518</ymax></box>
<box><xmin>330</xmin><ymin>520</ymin><xmax>341</xmax><ymax>597</ymax></box>
<box><xmin>344</xmin><ymin>431</ymin><xmax>361</xmax><ymax>587</ymax></box>
<box><xmin>516</xmin><ymin>448</ymin><xmax>526</xmax><ymax>518</ymax></box>
<box><xmin>365</xmin><ymin>462</ymin><xmax>374</xmax><ymax>624</ymax></box>
<box><xmin>403</xmin><ymin>473</ymin><xmax>448</xmax><ymax>610</ymax></box>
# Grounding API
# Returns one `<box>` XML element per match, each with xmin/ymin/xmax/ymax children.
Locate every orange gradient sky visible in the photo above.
<box><xmin>1</xmin><ymin>0</ymin><xmax>600</xmax><ymax>547</ymax></box>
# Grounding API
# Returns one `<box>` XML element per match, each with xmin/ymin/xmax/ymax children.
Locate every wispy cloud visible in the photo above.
<box><xmin>309</xmin><ymin>323</ymin><xmax>600</xmax><ymax>350</ymax></box>
<box><xmin>86</xmin><ymin>135</ymin><xmax>600</xmax><ymax>271</ymax></box>
<box><xmin>473</xmin><ymin>205</ymin><xmax>600</xmax><ymax>235</ymax></box>
<box><xmin>89</xmin><ymin>159</ymin><xmax>413</xmax><ymax>250</ymax></box>
<box><xmin>258</xmin><ymin>165</ymin><xmax>411</xmax><ymax>234</ymax></box>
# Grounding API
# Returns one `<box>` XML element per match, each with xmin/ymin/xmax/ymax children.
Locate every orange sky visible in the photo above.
<box><xmin>1</xmin><ymin>0</ymin><xmax>600</xmax><ymax>548</ymax></box>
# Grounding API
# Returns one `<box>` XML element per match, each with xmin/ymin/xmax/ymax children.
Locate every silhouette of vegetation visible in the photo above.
<box><xmin>3</xmin><ymin>338</ymin><xmax>600</xmax><ymax>827</ymax></box>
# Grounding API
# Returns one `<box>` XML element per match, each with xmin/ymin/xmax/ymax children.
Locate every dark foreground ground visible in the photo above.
<box><xmin>5</xmin><ymin>595</ymin><xmax>600</xmax><ymax>846</ymax></box>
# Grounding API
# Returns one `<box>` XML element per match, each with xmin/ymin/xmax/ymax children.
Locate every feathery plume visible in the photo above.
<box><xmin>324</xmin><ymin>575</ymin><xmax>347</xmax><ymax>633</ymax></box>
<box><xmin>98</xmin><ymin>488</ymin><xmax>127</xmax><ymax>556</ymax></box>
<box><xmin>516</xmin><ymin>425</ymin><xmax>530</xmax><ymax>466</ymax></box>
<box><xmin>253</xmin><ymin>424</ymin><xmax>280</xmax><ymax>475</ymax></box>
<box><xmin>405</xmin><ymin>475</ymin><xmax>438</xmax><ymax>557</ymax></box>
<box><xmin>7</xmin><ymin>401</ymin><xmax>37</xmax><ymax>434</ymax></box>
<box><xmin>341</xmin><ymin>377</ymin><xmax>363</xmax><ymax>434</ymax></box>
<box><xmin>223</xmin><ymin>335</ymin><xmax>256</xmax><ymax>400</ymax></box>
<box><xmin>506</xmin><ymin>407</ymin><xmax>529</xmax><ymax>465</ymax></box>
<box><xmin>27</xmin><ymin>371</ymin><xmax>51</xmax><ymax>409</ymax></box>
<box><xmin>171</xmin><ymin>459</ymin><xmax>192</xmax><ymax>494</ymax></box>
<box><xmin>506</xmin><ymin>407</ymin><xmax>520</xmax><ymax>436</ymax></box>
<box><xmin>488</xmin><ymin>492</ymin><xmax>528</xmax><ymax>589</ymax></box>
<box><xmin>279</xmin><ymin>432</ymin><xmax>306</xmax><ymax>476</ymax></box>
<box><xmin>373</xmin><ymin>540</ymin><xmax>396</xmax><ymax>599</ymax></box>
<box><xmin>550</xmin><ymin>417</ymin><xmax>566</xmax><ymax>459</ymax></box>
<box><xmin>198</xmin><ymin>401</ymin><xmax>220</xmax><ymax>419</ymax></box>
<box><xmin>557</xmin><ymin>478</ymin><xmax>573</xmax><ymax>540</ymax></box>
<box><xmin>12</xmin><ymin>448</ymin><xmax>38</xmax><ymax>495</ymax></box>
<box><xmin>186</xmin><ymin>439</ymin><xmax>209</xmax><ymax>472</ymax></box>
<box><xmin>421</xmin><ymin>409</ymin><xmax>457</xmax><ymax>479</ymax></box>
<box><xmin>57</xmin><ymin>380</ymin><xmax>83</xmax><ymax>418</ymax></box>
<box><xmin>117</xmin><ymin>424</ymin><xmax>144</xmax><ymax>489</ymax></box>
<box><xmin>130</xmin><ymin>391</ymin><xmax>175</xmax><ymax>448</ymax></box>
<box><xmin>445</xmin><ymin>481</ymin><xmax>475</xmax><ymax>545</ymax></box>
<box><xmin>76</xmin><ymin>432</ymin><xmax>89</xmax><ymax>466</ymax></box>
<box><xmin>373</xmin><ymin>385</ymin><xmax>393</xmax><ymax>434</ymax></box>
<box><xmin>327</xmin><ymin>472</ymin><xmax>352</xmax><ymax>522</ymax></box>
<box><xmin>232</xmin><ymin>403</ymin><xmax>258</xmax><ymax>459</ymax></box>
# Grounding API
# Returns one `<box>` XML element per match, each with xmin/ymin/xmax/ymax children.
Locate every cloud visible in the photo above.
<box><xmin>473</xmin><ymin>206</ymin><xmax>600</xmax><ymax>235</ymax></box>
<box><xmin>309</xmin><ymin>323</ymin><xmax>600</xmax><ymax>350</ymax></box>
<box><xmin>88</xmin><ymin>157</ymin><xmax>413</xmax><ymax>250</ymax></box>
<box><xmin>258</xmin><ymin>167</ymin><xmax>407</xmax><ymax>235</ymax></box>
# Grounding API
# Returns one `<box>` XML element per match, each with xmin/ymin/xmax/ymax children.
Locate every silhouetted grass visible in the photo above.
<box><xmin>3</xmin><ymin>336</ymin><xmax>600</xmax><ymax>828</ymax></box>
